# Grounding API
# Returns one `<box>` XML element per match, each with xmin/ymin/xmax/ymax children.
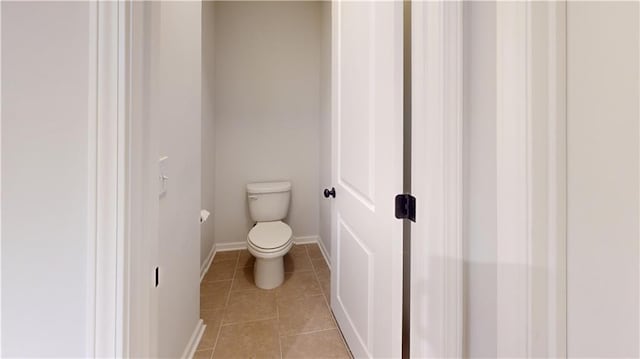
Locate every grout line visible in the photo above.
<box><xmin>283</xmin><ymin>269</ymin><xmax>314</xmax><ymax>274</ymax></box>
<box><xmin>279</xmin><ymin>327</ymin><xmax>339</xmax><ymax>339</ymax></box>
<box><xmin>208</xmin><ymin>323</ymin><xmax>222</xmax><ymax>359</ymax></box>
<box><xmin>203</xmin><ymin>252</ymin><xmax>241</xmax><ymax>359</ymax></box>
<box><xmin>203</xmin><ymin>246</ymin><xmax>349</xmax><ymax>358</ymax></box>
<box><xmin>277</xmin><ymin>301</ymin><xmax>283</xmax><ymax>359</ymax></box>
<box><xmin>202</xmin><ymin>278</ymin><xmax>233</xmax><ymax>283</ymax></box>
<box><xmin>307</xmin><ymin>245</ymin><xmax>353</xmax><ymax>358</ymax></box>
<box><xmin>224</xmin><ymin>253</ymin><xmax>241</xmax><ymax>307</ymax></box>
<box><xmin>306</xmin><ymin>245</ymin><xmax>342</xmax><ymax>346</ymax></box>
<box><xmin>308</xmin><ymin>245</ymin><xmax>331</xmax><ymax>308</ymax></box>
<box><xmin>220</xmin><ymin>315</ymin><xmax>278</xmax><ymax>328</ymax></box>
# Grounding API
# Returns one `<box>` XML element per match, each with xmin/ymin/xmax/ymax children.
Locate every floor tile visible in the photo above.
<box><xmin>201</xmin><ymin>308</ymin><xmax>225</xmax><ymax>327</ymax></box>
<box><xmin>213</xmin><ymin>250</ymin><xmax>239</xmax><ymax>263</ymax></box>
<box><xmin>237</xmin><ymin>250</ymin><xmax>255</xmax><ymax>268</ymax></box>
<box><xmin>200</xmin><ymin>281</ymin><xmax>232</xmax><ymax>311</ymax></box>
<box><xmin>280</xmin><ymin>329</ymin><xmax>351</xmax><ymax>359</ymax></box>
<box><xmin>277</xmin><ymin>294</ymin><xmax>336</xmax><ymax>336</ymax></box>
<box><xmin>276</xmin><ymin>271</ymin><xmax>322</xmax><ymax>299</ymax></box>
<box><xmin>201</xmin><ymin>242</ymin><xmax>348</xmax><ymax>358</ymax></box>
<box><xmin>315</xmin><ymin>269</ymin><xmax>330</xmax><ymax>284</ymax></box>
<box><xmin>213</xmin><ymin>320</ymin><xmax>280</xmax><ymax>359</ymax></box>
<box><xmin>197</xmin><ymin>323</ymin><xmax>220</xmax><ymax>351</ymax></box>
<box><xmin>312</xmin><ymin>258</ymin><xmax>330</xmax><ymax>278</ymax></box>
<box><xmin>224</xmin><ymin>289</ymin><xmax>277</xmax><ymax>324</ymax></box>
<box><xmin>194</xmin><ymin>349</ymin><xmax>213</xmax><ymax>359</ymax></box>
<box><xmin>203</xmin><ymin>259</ymin><xmax>237</xmax><ymax>282</ymax></box>
<box><xmin>288</xmin><ymin>244</ymin><xmax>308</xmax><ymax>256</ymax></box>
<box><xmin>319</xmin><ymin>278</ymin><xmax>331</xmax><ymax>300</ymax></box>
<box><xmin>198</xmin><ymin>310</ymin><xmax>225</xmax><ymax>350</ymax></box>
<box><xmin>284</xmin><ymin>251</ymin><xmax>313</xmax><ymax>272</ymax></box>
<box><xmin>306</xmin><ymin>244</ymin><xmax>324</xmax><ymax>260</ymax></box>
<box><xmin>231</xmin><ymin>265</ymin><xmax>257</xmax><ymax>291</ymax></box>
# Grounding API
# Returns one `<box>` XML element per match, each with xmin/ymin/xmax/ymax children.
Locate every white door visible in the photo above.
<box><xmin>330</xmin><ymin>1</ymin><xmax>404</xmax><ymax>358</ymax></box>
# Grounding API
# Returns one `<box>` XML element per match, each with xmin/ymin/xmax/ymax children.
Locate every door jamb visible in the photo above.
<box><xmin>91</xmin><ymin>1</ymin><xmax>135</xmax><ymax>357</ymax></box>
<box><xmin>410</xmin><ymin>2</ymin><xmax>464</xmax><ymax>358</ymax></box>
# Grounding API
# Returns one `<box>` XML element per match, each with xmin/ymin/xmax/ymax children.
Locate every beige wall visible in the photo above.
<box><xmin>2</xmin><ymin>2</ymin><xmax>93</xmax><ymax>356</ymax></box>
<box><xmin>147</xmin><ymin>2</ymin><xmax>202</xmax><ymax>357</ymax></box>
<box><xmin>319</xmin><ymin>1</ymin><xmax>332</xmax><ymax>258</ymax></box>
<box><xmin>567</xmin><ymin>2</ymin><xmax>639</xmax><ymax>356</ymax></box>
<box><xmin>213</xmin><ymin>1</ymin><xmax>322</xmax><ymax>246</ymax></box>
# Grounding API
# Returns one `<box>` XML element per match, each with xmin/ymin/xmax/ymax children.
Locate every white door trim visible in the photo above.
<box><xmin>494</xmin><ymin>2</ymin><xmax>568</xmax><ymax>357</ymax></box>
<box><xmin>544</xmin><ymin>2</ymin><xmax>567</xmax><ymax>356</ymax></box>
<box><xmin>495</xmin><ymin>2</ymin><xmax>532</xmax><ymax>356</ymax></box>
<box><xmin>410</xmin><ymin>2</ymin><xmax>463</xmax><ymax>357</ymax></box>
<box><xmin>90</xmin><ymin>1</ymin><xmax>132</xmax><ymax>357</ymax></box>
<box><xmin>0</xmin><ymin>2</ymin><xmax>3</xmax><ymax>354</ymax></box>
<box><xmin>413</xmin><ymin>2</ymin><xmax>567</xmax><ymax>357</ymax></box>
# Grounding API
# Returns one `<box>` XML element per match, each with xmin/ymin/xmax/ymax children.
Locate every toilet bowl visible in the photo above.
<box><xmin>247</xmin><ymin>221</ymin><xmax>293</xmax><ymax>289</ymax></box>
<box><xmin>246</xmin><ymin>181</ymin><xmax>293</xmax><ymax>289</ymax></box>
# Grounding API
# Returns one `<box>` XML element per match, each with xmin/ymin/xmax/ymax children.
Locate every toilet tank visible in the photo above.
<box><xmin>247</xmin><ymin>181</ymin><xmax>291</xmax><ymax>222</ymax></box>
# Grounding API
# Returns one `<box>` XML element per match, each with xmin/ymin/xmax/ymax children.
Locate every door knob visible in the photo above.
<box><xmin>323</xmin><ymin>187</ymin><xmax>336</xmax><ymax>198</ymax></box>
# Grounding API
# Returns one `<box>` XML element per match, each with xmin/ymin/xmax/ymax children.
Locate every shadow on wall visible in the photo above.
<box><xmin>412</xmin><ymin>258</ymin><xmax>551</xmax><ymax>357</ymax></box>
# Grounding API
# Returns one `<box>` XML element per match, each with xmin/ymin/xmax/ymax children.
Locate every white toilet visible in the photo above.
<box><xmin>246</xmin><ymin>181</ymin><xmax>294</xmax><ymax>289</ymax></box>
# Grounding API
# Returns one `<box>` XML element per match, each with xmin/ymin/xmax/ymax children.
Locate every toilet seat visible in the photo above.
<box><xmin>248</xmin><ymin>221</ymin><xmax>292</xmax><ymax>253</ymax></box>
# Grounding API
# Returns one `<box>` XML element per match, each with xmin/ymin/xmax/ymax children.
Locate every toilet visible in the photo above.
<box><xmin>246</xmin><ymin>181</ymin><xmax>294</xmax><ymax>289</ymax></box>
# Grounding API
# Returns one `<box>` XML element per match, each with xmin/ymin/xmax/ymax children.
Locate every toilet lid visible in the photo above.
<box><xmin>248</xmin><ymin>221</ymin><xmax>292</xmax><ymax>250</ymax></box>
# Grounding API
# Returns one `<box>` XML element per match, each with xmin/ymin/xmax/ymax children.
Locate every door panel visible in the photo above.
<box><xmin>331</xmin><ymin>1</ymin><xmax>403</xmax><ymax>358</ymax></box>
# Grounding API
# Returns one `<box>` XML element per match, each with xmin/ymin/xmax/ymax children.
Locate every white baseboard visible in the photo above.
<box><xmin>214</xmin><ymin>235</ymin><xmax>320</xmax><ymax>251</ymax></box>
<box><xmin>293</xmin><ymin>235</ymin><xmax>320</xmax><ymax>245</ymax></box>
<box><xmin>215</xmin><ymin>241</ymin><xmax>247</xmax><ymax>252</ymax></box>
<box><xmin>181</xmin><ymin>319</ymin><xmax>205</xmax><ymax>359</ymax></box>
<box><xmin>212</xmin><ymin>235</ymin><xmax>332</xmax><ymax>270</ymax></box>
<box><xmin>200</xmin><ymin>244</ymin><xmax>216</xmax><ymax>282</ymax></box>
<box><xmin>316</xmin><ymin>236</ymin><xmax>331</xmax><ymax>268</ymax></box>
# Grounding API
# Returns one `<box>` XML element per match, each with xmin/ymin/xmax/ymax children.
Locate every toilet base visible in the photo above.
<box><xmin>254</xmin><ymin>256</ymin><xmax>285</xmax><ymax>289</ymax></box>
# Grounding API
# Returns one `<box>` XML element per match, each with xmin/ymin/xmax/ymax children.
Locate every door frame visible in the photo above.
<box><xmin>410</xmin><ymin>2</ymin><xmax>464</xmax><ymax>357</ymax></box>
<box><xmin>492</xmin><ymin>2</ymin><xmax>567</xmax><ymax>356</ymax></box>
<box><xmin>89</xmin><ymin>0</ymin><xmax>123</xmax><ymax>356</ymax></box>
<box><xmin>89</xmin><ymin>1</ymin><xmax>139</xmax><ymax>357</ymax></box>
<box><xmin>410</xmin><ymin>1</ymin><xmax>567</xmax><ymax>357</ymax></box>
<box><xmin>97</xmin><ymin>1</ymin><xmax>570</xmax><ymax>358</ymax></box>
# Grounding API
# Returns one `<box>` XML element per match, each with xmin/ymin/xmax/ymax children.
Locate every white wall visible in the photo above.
<box><xmin>462</xmin><ymin>3</ymin><xmax>640</xmax><ymax>357</ymax></box>
<box><xmin>567</xmin><ymin>3</ymin><xmax>639</xmax><ymax>356</ymax></box>
<box><xmin>463</xmin><ymin>3</ymin><xmax>498</xmax><ymax>357</ymax></box>
<box><xmin>213</xmin><ymin>1</ymin><xmax>322</xmax><ymax>246</ymax></box>
<box><xmin>1</xmin><ymin>2</ymin><xmax>91</xmax><ymax>356</ymax></box>
<box><xmin>147</xmin><ymin>2</ymin><xmax>202</xmax><ymax>357</ymax></box>
<box><xmin>201</xmin><ymin>2</ymin><xmax>216</xmax><ymax>266</ymax></box>
<box><xmin>319</xmin><ymin>1</ymin><xmax>332</xmax><ymax>259</ymax></box>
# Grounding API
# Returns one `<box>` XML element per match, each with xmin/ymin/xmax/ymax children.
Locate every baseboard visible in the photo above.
<box><xmin>316</xmin><ymin>236</ymin><xmax>332</xmax><ymax>268</ymax></box>
<box><xmin>200</xmin><ymin>244</ymin><xmax>216</xmax><ymax>282</ymax></box>
<box><xmin>215</xmin><ymin>241</ymin><xmax>247</xmax><ymax>252</ymax></box>
<box><xmin>293</xmin><ymin>235</ymin><xmax>320</xmax><ymax>245</ymax></box>
<box><xmin>214</xmin><ymin>235</ymin><xmax>321</xmax><ymax>251</ymax></box>
<box><xmin>213</xmin><ymin>235</ymin><xmax>332</xmax><ymax>270</ymax></box>
<box><xmin>181</xmin><ymin>319</ymin><xmax>206</xmax><ymax>359</ymax></box>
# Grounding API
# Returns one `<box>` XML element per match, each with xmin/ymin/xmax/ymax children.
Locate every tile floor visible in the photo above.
<box><xmin>195</xmin><ymin>243</ymin><xmax>352</xmax><ymax>359</ymax></box>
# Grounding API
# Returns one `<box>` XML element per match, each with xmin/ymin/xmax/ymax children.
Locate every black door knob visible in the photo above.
<box><xmin>323</xmin><ymin>187</ymin><xmax>336</xmax><ymax>198</ymax></box>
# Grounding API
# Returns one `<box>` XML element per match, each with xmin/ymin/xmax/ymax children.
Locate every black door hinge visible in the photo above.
<box><xmin>395</xmin><ymin>194</ymin><xmax>416</xmax><ymax>222</ymax></box>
